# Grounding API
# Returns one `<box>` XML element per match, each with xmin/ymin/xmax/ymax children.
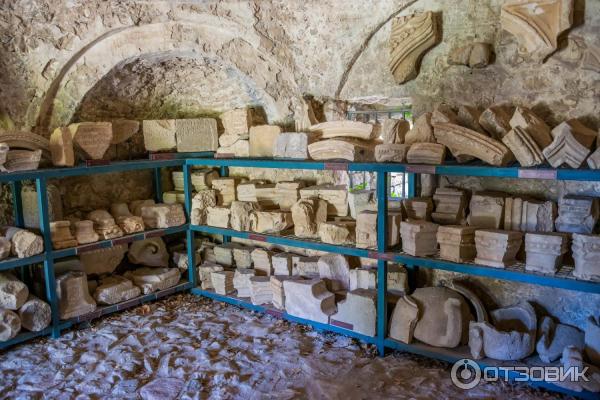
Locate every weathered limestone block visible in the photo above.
<box><xmin>509</xmin><ymin>106</ymin><xmax>553</xmax><ymax>148</ymax></box>
<box><xmin>588</xmin><ymin>147</ymin><xmax>600</xmax><ymax>170</ymax></box>
<box><xmin>216</xmin><ymin>140</ymin><xmax>249</xmax><ymax>157</ymax></box>
<box><xmin>251</xmin><ymin>248</ymin><xmax>274</xmax><ymax>276</ymax></box>
<box><xmin>221</xmin><ymin>108</ymin><xmax>264</xmax><ymax>137</ymax></box>
<box><xmin>400</xmin><ymin>220</ymin><xmax>439</xmax><ymax>256</ymax></box>
<box><xmin>237</xmin><ymin>180</ymin><xmax>270</xmax><ymax>202</ymax></box>
<box><xmin>50</xmin><ymin>221</ymin><xmax>77</xmax><ymax>249</ymax></box>
<box><xmin>87</xmin><ymin>210</ymin><xmax>123</xmax><ymax>240</ymax></box>
<box><xmin>212</xmin><ymin>178</ymin><xmax>237</xmax><ymax>206</ymax></box>
<box><xmin>248</xmin><ymin>125</ymin><xmax>282</xmax><ymax>157</ymax></box>
<box><xmin>585</xmin><ymin>316</ymin><xmax>600</xmax><ymax>366</ymax></box>
<box><xmin>432</xmin><ymin>187</ymin><xmax>468</xmax><ymax>225</ymax></box>
<box><xmin>49</xmin><ymin>127</ymin><xmax>75</xmax><ymax>166</ymax></box>
<box><xmin>308</xmin><ymin>139</ymin><xmax>376</xmax><ymax>162</ymax></box>
<box><xmin>78</xmin><ymin>244</ymin><xmax>127</xmax><ymax>276</ymax></box>
<box><xmin>206</xmin><ymin>206</ymin><xmax>231</xmax><ymax>228</ymax></box>
<box><xmin>543</xmin><ymin>119</ymin><xmax>597</xmax><ymax>168</ymax></box>
<box><xmin>475</xmin><ymin>230</ymin><xmax>523</xmax><ymax>268</ymax></box>
<box><xmin>140</xmin><ymin>204</ymin><xmax>185</xmax><ymax>229</ymax></box>
<box><xmin>389</xmin><ymin>11</ymin><xmax>440</xmax><ymax>84</ymax></box>
<box><xmin>111</xmin><ymin>119</ymin><xmax>139</xmax><ymax>144</ymax></box>
<box><xmin>213</xmin><ymin>243</ymin><xmax>236</xmax><ymax>266</ymax></box>
<box><xmin>479</xmin><ymin>105</ymin><xmax>513</xmax><ymax>140</ymax></box>
<box><xmin>191</xmin><ymin>190</ymin><xmax>217</xmax><ymax>226</ymax></box>
<box><xmin>520</xmin><ymin>199</ymin><xmax>556</xmax><ymax>232</ymax></box>
<box><xmin>162</xmin><ymin>191</ymin><xmax>185</xmax><ymax>205</ymax></box>
<box><xmin>175</xmin><ymin>118</ymin><xmax>218</xmax><ymax>152</ymax></box>
<box><xmin>388</xmin><ymin>264</ymin><xmax>409</xmax><ymax>294</ymax></box>
<box><xmin>4</xmin><ymin>227</ymin><xmax>44</xmax><ymax>258</ymax></box>
<box><xmin>21</xmin><ymin>184</ymin><xmax>63</xmax><ymax>229</ymax></box>
<box><xmin>5</xmin><ymin>149</ymin><xmax>42</xmax><ymax>172</ymax></box>
<box><xmin>457</xmin><ymin>105</ymin><xmax>486</xmax><ymax>133</ymax></box>
<box><xmin>233</xmin><ymin>246</ymin><xmax>254</xmax><ymax>269</ymax></box>
<box><xmin>469</xmin><ymin>302</ymin><xmax>536</xmax><ymax>360</ymax></box>
<box><xmin>437</xmin><ymin>226</ymin><xmax>477</xmax><ymax>263</ymax></box>
<box><xmin>130</xmin><ymin>199</ymin><xmax>155</xmax><ymax>217</ymax></box>
<box><xmin>382</xmin><ymin>119</ymin><xmax>410</xmax><ymax>144</ymax></box>
<box><xmin>56</xmin><ymin>271</ymin><xmax>96</xmax><ymax>319</ymax></box>
<box><xmin>309</xmin><ymin>120</ymin><xmax>376</xmax><ymax>140</ymax></box>
<box><xmin>318</xmin><ymin>221</ymin><xmax>355</xmax><ymax>245</ymax></box>
<box><xmin>272</xmin><ymin>252</ymin><xmax>293</xmax><ymax>276</ymax></box>
<box><xmin>93</xmin><ymin>276</ymin><xmax>141</xmax><ymax>305</ymax></box>
<box><xmin>233</xmin><ymin>268</ymin><xmax>255</xmax><ymax>297</ymax></box>
<box><xmin>67</xmin><ymin>122</ymin><xmax>112</xmax><ymax>160</ymax></box>
<box><xmin>536</xmin><ymin>316</ymin><xmax>584</xmax><ymax>363</ymax></box>
<box><xmin>413</xmin><ymin>287</ymin><xmax>473</xmax><ymax>348</ymax></box>
<box><xmin>249</xmin><ymin>211</ymin><xmax>293</xmax><ymax>234</ymax></box>
<box><xmin>502</xmin><ymin>127</ymin><xmax>545</xmax><ymax>167</ymax></box>
<box><xmin>276</xmin><ymin>181</ymin><xmax>303</xmax><ymax>211</ymax></box>
<box><xmin>448</xmin><ymin>42</ymin><xmax>493</xmax><ymax>68</ymax></box>
<box><xmin>249</xmin><ymin>276</ymin><xmax>272</xmax><ymax>305</ymax></box>
<box><xmin>292</xmin><ymin>255</ymin><xmax>321</xmax><ymax>277</ymax></box>
<box><xmin>190</xmin><ymin>169</ymin><xmax>219</xmax><ymax>191</ymax></box>
<box><xmin>318</xmin><ymin>254</ymin><xmax>351</xmax><ymax>292</ymax></box>
<box><xmin>525</xmin><ymin>233</ymin><xmax>569</xmax><ymax>274</ymax></box>
<box><xmin>0</xmin><ymin>272</ymin><xmax>29</xmax><ymax>310</ymax></box>
<box><xmin>389</xmin><ymin>295</ymin><xmax>419</xmax><ymax>343</ymax></box>
<box><xmin>406</xmin><ymin>143</ymin><xmax>446</xmax><ymax>164</ymax></box>
<box><xmin>128</xmin><ymin>238</ymin><xmax>168</xmax><ymax>267</ymax></box>
<box><xmin>300</xmin><ymin>185</ymin><xmax>348</xmax><ymax>217</ymax></box>
<box><xmin>501</xmin><ymin>0</ymin><xmax>574</xmax><ymax>62</ymax></box>
<box><xmin>330</xmin><ymin>289</ymin><xmax>377</xmax><ymax>336</ymax></box>
<box><xmin>572</xmin><ymin>234</ymin><xmax>600</xmax><ymax>282</ymax></box>
<box><xmin>468</xmin><ymin>193</ymin><xmax>505</xmax><ymax>229</ymax></box>
<box><xmin>0</xmin><ymin>309</ymin><xmax>20</xmax><ymax>341</ymax></box>
<box><xmin>197</xmin><ymin>262</ymin><xmax>224</xmax><ymax>290</ymax></box>
<box><xmin>270</xmin><ymin>275</ymin><xmax>298</xmax><ymax>310</ymax></box>
<box><xmin>273</xmin><ymin>132</ymin><xmax>312</xmax><ymax>159</ymax></box>
<box><xmin>356</xmin><ymin>210</ymin><xmax>378</xmax><ymax>249</ymax></box>
<box><xmin>124</xmin><ymin>267</ymin><xmax>180</xmax><ymax>295</ymax></box>
<box><xmin>405</xmin><ymin>113</ymin><xmax>434</xmax><ymax>145</ymax></box>
<box><xmin>434</xmin><ymin>123</ymin><xmax>513</xmax><ymax>166</ymax></box>
<box><xmin>230</xmin><ymin>201</ymin><xmax>261</xmax><ymax>231</ymax></box>
<box><xmin>283</xmin><ymin>279</ymin><xmax>336</xmax><ymax>323</ymax></box>
<box><xmin>143</xmin><ymin>120</ymin><xmax>176</xmax><ymax>152</ymax></box>
<box><xmin>210</xmin><ymin>271</ymin><xmax>235</xmax><ymax>295</ymax></box>
<box><xmin>18</xmin><ymin>295</ymin><xmax>51</xmax><ymax>331</ymax></box>
<box><xmin>375</xmin><ymin>143</ymin><xmax>410</xmax><ymax>162</ymax></box>
<box><xmin>349</xmin><ymin>268</ymin><xmax>377</xmax><ymax>291</ymax></box>
<box><xmin>403</xmin><ymin>197</ymin><xmax>433</xmax><ymax>221</ymax></box>
<box><xmin>348</xmin><ymin>190</ymin><xmax>376</xmax><ymax>220</ymax></box>
<box><xmin>0</xmin><ymin>237</ymin><xmax>10</xmax><ymax>260</ymax></box>
<box><xmin>555</xmin><ymin>195</ymin><xmax>599</xmax><ymax>234</ymax></box>
<box><xmin>116</xmin><ymin>216</ymin><xmax>145</xmax><ymax>234</ymax></box>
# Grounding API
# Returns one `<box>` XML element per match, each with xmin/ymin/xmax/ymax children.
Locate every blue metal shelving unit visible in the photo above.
<box><xmin>184</xmin><ymin>157</ymin><xmax>600</xmax><ymax>399</ymax></box>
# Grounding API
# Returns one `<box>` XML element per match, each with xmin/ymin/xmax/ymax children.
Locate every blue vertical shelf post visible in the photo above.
<box><xmin>220</xmin><ymin>166</ymin><xmax>230</xmax><ymax>244</ymax></box>
<box><xmin>154</xmin><ymin>167</ymin><xmax>162</xmax><ymax>203</ymax></box>
<box><xmin>376</xmin><ymin>170</ymin><xmax>388</xmax><ymax>356</ymax></box>
<box><xmin>10</xmin><ymin>181</ymin><xmax>27</xmax><ymax>282</ymax></box>
<box><xmin>183</xmin><ymin>163</ymin><xmax>196</xmax><ymax>287</ymax></box>
<box><xmin>36</xmin><ymin>177</ymin><xmax>60</xmax><ymax>338</ymax></box>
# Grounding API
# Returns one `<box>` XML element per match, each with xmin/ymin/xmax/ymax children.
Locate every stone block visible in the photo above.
<box><xmin>232</xmin><ymin>246</ymin><xmax>254</xmax><ymax>269</ymax></box>
<box><xmin>191</xmin><ymin>190</ymin><xmax>217</xmax><ymax>225</ymax></box>
<box><xmin>432</xmin><ymin>187</ymin><xmax>468</xmax><ymax>225</ymax></box>
<box><xmin>221</xmin><ymin>108</ymin><xmax>264</xmax><ymax>137</ymax></box>
<box><xmin>406</xmin><ymin>142</ymin><xmax>446</xmax><ymax>164</ymax></box>
<box><xmin>555</xmin><ymin>195</ymin><xmax>599</xmax><ymax>234</ymax></box>
<box><xmin>317</xmin><ymin>254</ymin><xmax>351</xmax><ymax>292</ymax></box>
<box><xmin>437</xmin><ymin>225</ymin><xmax>477</xmax><ymax>263</ymax></box>
<box><xmin>140</xmin><ymin>203</ymin><xmax>186</xmax><ymax>229</ymax></box>
<box><xmin>330</xmin><ymin>289</ymin><xmax>377</xmax><ymax>336</ymax></box>
<box><xmin>67</xmin><ymin>122</ymin><xmax>112</xmax><ymax>160</ymax></box>
<box><xmin>448</xmin><ymin>42</ymin><xmax>493</xmax><ymax>68</ymax></box>
<box><xmin>49</xmin><ymin>127</ymin><xmax>75</xmax><ymax>166</ymax></box>
<box><xmin>18</xmin><ymin>295</ymin><xmax>51</xmax><ymax>332</ymax></box>
<box><xmin>349</xmin><ymin>268</ymin><xmax>377</xmax><ymax>291</ymax></box>
<box><xmin>50</xmin><ymin>221</ymin><xmax>77</xmax><ymax>250</ymax></box>
<box><xmin>249</xmin><ymin>125</ymin><xmax>282</xmax><ymax>157</ymax></box>
<box><xmin>381</xmin><ymin>118</ymin><xmax>410</xmax><ymax>144</ymax></box>
<box><xmin>475</xmin><ymin>229</ymin><xmax>523</xmax><ymax>268</ymax></box>
<box><xmin>374</xmin><ymin>143</ymin><xmax>410</xmax><ymax>162</ymax></box>
<box><xmin>206</xmin><ymin>206</ymin><xmax>231</xmax><ymax>228</ymax></box>
<box><xmin>300</xmin><ymin>184</ymin><xmax>348</xmax><ymax>217</ymax></box>
<box><xmin>400</xmin><ymin>220</ymin><xmax>439</xmax><ymax>256</ymax></box>
<box><xmin>291</xmin><ymin>198</ymin><xmax>328</xmax><ymax>238</ymax></box>
<box><xmin>292</xmin><ymin>255</ymin><xmax>321</xmax><ymax>278</ymax></box>
<box><xmin>0</xmin><ymin>309</ymin><xmax>20</xmax><ymax>341</ymax></box>
<box><xmin>389</xmin><ymin>295</ymin><xmax>419</xmax><ymax>343</ymax></box>
<box><xmin>124</xmin><ymin>267</ymin><xmax>180</xmax><ymax>295</ymax></box>
<box><xmin>233</xmin><ymin>268</ymin><xmax>255</xmax><ymax>297</ymax></box>
<box><xmin>525</xmin><ymin>232</ymin><xmax>569</xmax><ymax>274</ymax></box>
<box><xmin>87</xmin><ymin>209</ymin><xmax>123</xmax><ymax>240</ymax></box>
<box><xmin>467</xmin><ymin>193</ymin><xmax>505</xmax><ymax>229</ymax></box>
<box><xmin>210</xmin><ymin>271</ymin><xmax>234</xmax><ymax>295</ymax></box>
<box><xmin>272</xmin><ymin>252</ymin><xmax>293</xmax><ymax>276</ymax></box>
<box><xmin>348</xmin><ymin>189</ymin><xmax>376</xmax><ymax>220</ymax></box>
<box><xmin>249</xmin><ymin>210</ymin><xmax>293</xmax><ymax>234</ymax></box>
<box><xmin>0</xmin><ymin>272</ymin><xmax>29</xmax><ymax>310</ymax></box>
<box><xmin>78</xmin><ymin>244</ymin><xmax>127</xmax><ymax>276</ymax></box>
<box><xmin>56</xmin><ymin>271</ymin><xmax>96</xmax><ymax>319</ymax></box>
<box><xmin>4</xmin><ymin>227</ymin><xmax>44</xmax><ymax>258</ymax></box>
<box><xmin>273</xmin><ymin>132</ymin><xmax>312</xmax><ymax>159</ymax></box>
<box><xmin>572</xmin><ymin>234</ymin><xmax>600</xmax><ymax>282</ymax></box>
<box><xmin>212</xmin><ymin>177</ymin><xmax>237</xmax><ymax>206</ymax></box>
<box><xmin>249</xmin><ymin>276</ymin><xmax>272</xmax><ymax>305</ymax></box>
<box><xmin>283</xmin><ymin>278</ymin><xmax>336</xmax><ymax>323</ymax></box>
<box><xmin>93</xmin><ymin>275</ymin><xmax>141</xmax><ymax>305</ymax></box>
<box><xmin>251</xmin><ymin>248</ymin><xmax>274</xmax><ymax>276</ymax></box>
<box><xmin>405</xmin><ymin>112</ymin><xmax>434</xmax><ymax>145</ymax></box>
<box><xmin>197</xmin><ymin>262</ymin><xmax>224</xmax><ymax>290</ymax></box>
<box><xmin>216</xmin><ymin>139</ymin><xmax>249</xmax><ymax>157</ymax></box>
<box><xmin>308</xmin><ymin>139</ymin><xmax>376</xmax><ymax>162</ymax></box>
<box><xmin>143</xmin><ymin>120</ymin><xmax>176</xmax><ymax>152</ymax></box>
<box><xmin>403</xmin><ymin>197</ymin><xmax>433</xmax><ymax>221</ymax></box>
<box><xmin>21</xmin><ymin>184</ymin><xmax>63</xmax><ymax>229</ymax></box>
<box><xmin>585</xmin><ymin>316</ymin><xmax>600</xmax><ymax>367</ymax></box>
<box><xmin>175</xmin><ymin>118</ymin><xmax>218</xmax><ymax>152</ymax></box>
<box><xmin>536</xmin><ymin>316</ymin><xmax>584</xmax><ymax>363</ymax></box>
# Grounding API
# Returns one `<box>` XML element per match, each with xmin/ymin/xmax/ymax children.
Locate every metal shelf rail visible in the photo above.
<box><xmin>184</xmin><ymin>157</ymin><xmax>600</xmax><ymax>399</ymax></box>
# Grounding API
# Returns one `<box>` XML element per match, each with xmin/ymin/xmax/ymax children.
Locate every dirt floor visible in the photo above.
<box><xmin>0</xmin><ymin>294</ymin><xmax>563</xmax><ymax>399</ymax></box>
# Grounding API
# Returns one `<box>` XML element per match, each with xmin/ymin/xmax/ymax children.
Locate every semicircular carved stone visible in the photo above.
<box><xmin>388</xmin><ymin>11</ymin><xmax>441</xmax><ymax>84</ymax></box>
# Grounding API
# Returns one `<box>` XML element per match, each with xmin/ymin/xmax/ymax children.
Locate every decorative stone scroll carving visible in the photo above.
<box><xmin>140</xmin><ymin>204</ymin><xmax>185</xmax><ymax>229</ymax></box>
<box><xmin>412</xmin><ymin>287</ymin><xmax>473</xmax><ymax>348</ymax></box>
<box><xmin>300</xmin><ymin>185</ymin><xmax>348</xmax><ymax>217</ymax></box>
<box><xmin>389</xmin><ymin>11</ymin><xmax>440</xmax><ymax>84</ymax></box>
<box><xmin>330</xmin><ymin>289</ymin><xmax>377</xmax><ymax>336</ymax></box>
<box><xmin>432</xmin><ymin>187</ymin><xmax>468</xmax><ymax>224</ymax></box>
<box><xmin>273</xmin><ymin>132</ymin><xmax>313</xmax><ymax>159</ymax></box>
<box><xmin>175</xmin><ymin>118</ymin><xmax>218</xmax><ymax>152</ymax></box>
<box><xmin>500</xmin><ymin>0</ymin><xmax>574</xmax><ymax>62</ymax></box>
<box><xmin>525</xmin><ymin>232</ymin><xmax>569</xmax><ymax>274</ymax></box>
<box><xmin>56</xmin><ymin>271</ymin><xmax>97</xmax><ymax>319</ymax></box>
<box><xmin>448</xmin><ymin>42</ymin><xmax>493</xmax><ymax>68</ymax></box>
<box><xmin>555</xmin><ymin>195</ymin><xmax>599</xmax><ymax>234</ymax></box>
<box><xmin>308</xmin><ymin>139</ymin><xmax>376</xmax><ymax>162</ymax></box>
<box><xmin>406</xmin><ymin>143</ymin><xmax>446</xmax><ymax>164</ymax></box>
<box><xmin>543</xmin><ymin>119</ymin><xmax>597</xmax><ymax>168</ymax></box>
<box><xmin>382</xmin><ymin>119</ymin><xmax>410</xmax><ymax>144</ymax></box>
<box><xmin>375</xmin><ymin>143</ymin><xmax>410</xmax><ymax>162</ymax></box>
<box><xmin>572</xmin><ymin>234</ymin><xmax>600</xmax><ymax>282</ymax></box>
<box><xmin>50</xmin><ymin>221</ymin><xmax>78</xmax><ymax>249</ymax></box>
<box><xmin>479</xmin><ymin>105</ymin><xmax>513</xmax><ymax>140</ymax></box>
<box><xmin>283</xmin><ymin>278</ymin><xmax>336</xmax><ymax>324</ymax></box>
<box><xmin>502</xmin><ymin>127</ymin><xmax>545</xmax><ymax>167</ymax></box>
<box><xmin>249</xmin><ymin>125</ymin><xmax>282</xmax><ymax>157</ymax></box>
<box><xmin>400</xmin><ymin>220</ymin><xmax>439</xmax><ymax>256</ymax></box>
<box><xmin>434</xmin><ymin>123</ymin><xmax>513</xmax><ymax>166</ymax></box>
<box><xmin>124</xmin><ymin>268</ymin><xmax>180</xmax><ymax>294</ymax></box>
<box><xmin>509</xmin><ymin>106</ymin><xmax>553</xmax><ymax>148</ymax></box>
<box><xmin>469</xmin><ymin>302</ymin><xmax>537</xmax><ymax>360</ymax></box>
<box><xmin>128</xmin><ymin>238</ymin><xmax>169</xmax><ymax>267</ymax></box>
<box><xmin>474</xmin><ymin>229</ymin><xmax>523</xmax><ymax>268</ymax></box>
<box><xmin>18</xmin><ymin>295</ymin><xmax>51</xmax><ymax>331</ymax></box>
<box><xmin>437</xmin><ymin>225</ymin><xmax>477</xmax><ymax>263</ymax></box>
<box><xmin>309</xmin><ymin>120</ymin><xmax>376</xmax><ymax>140</ymax></box>
<box><xmin>93</xmin><ymin>276</ymin><xmax>141</xmax><ymax>305</ymax></box>
<box><xmin>291</xmin><ymin>198</ymin><xmax>327</xmax><ymax>238</ymax></box>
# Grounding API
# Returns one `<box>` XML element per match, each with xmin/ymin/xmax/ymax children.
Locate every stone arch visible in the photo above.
<box><xmin>35</xmin><ymin>20</ymin><xmax>301</xmax><ymax>134</ymax></box>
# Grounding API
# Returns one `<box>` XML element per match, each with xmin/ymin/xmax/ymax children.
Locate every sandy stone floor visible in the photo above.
<box><xmin>0</xmin><ymin>294</ymin><xmax>562</xmax><ymax>399</ymax></box>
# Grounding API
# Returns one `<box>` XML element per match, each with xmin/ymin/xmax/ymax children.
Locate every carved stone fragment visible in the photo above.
<box><xmin>233</xmin><ymin>268</ymin><xmax>255</xmax><ymax>297</ymax></box>
<box><xmin>56</xmin><ymin>271</ymin><xmax>97</xmax><ymax>319</ymax></box>
<box><xmin>229</xmin><ymin>201</ymin><xmax>260</xmax><ymax>231</ymax></box>
<box><xmin>197</xmin><ymin>262</ymin><xmax>224</xmax><ymax>290</ymax></box>
<box><xmin>116</xmin><ymin>216</ymin><xmax>145</xmax><ymax>234</ymax></box>
<box><xmin>143</xmin><ymin>120</ymin><xmax>176</xmax><ymax>152</ymax></box>
<box><xmin>206</xmin><ymin>206</ymin><xmax>231</xmax><ymax>228</ymax></box>
<box><xmin>432</xmin><ymin>187</ymin><xmax>468</xmax><ymax>224</ymax></box>
<box><xmin>468</xmin><ymin>193</ymin><xmax>505</xmax><ymax>229</ymax></box>
<box><xmin>348</xmin><ymin>190</ymin><xmax>376</xmax><ymax>220</ymax></box>
<box><xmin>111</xmin><ymin>119</ymin><xmax>139</xmax><ymax>144</ymax></box>
<box><xmin>140</xmin><ymin>204</ymin><xmax>186</xmax><ymax>229</ymax></box>
<box><xmin>509</xmin><ymin>106</ymin><xmax>553</xmax><ymax>148</ymax></box>
<box><xmin>375</xmin><ymin>143</ymin><xmax>410</xmax><ymax>162</ymax></box>
<box><xmin>331</xmin><ymin>289</ymin><xmax>377</xmax><ymax>336</ymax></box>
<box><xmin>87</xmin><ymin>210</ymin><xmax>123</xmax><ymax>240</ymax></box>
<box><xmin>0</xmin><ymin>309</ymin><xmax>20</xmax><ymax>341</ymax></box>
<box><xmin>479</xmin><ymin>105</ymin><xmax>513</xmax><ymax>140</ymax></box>
<box><xmin>403</xmin><ymin>197</ymin><xmax>433</xmax><ymax>221</ymax></box>
<box><xmin>308</xmin><ymin>139</ymin><xmax>376</xmax><ymax>162</ymax></box>
<box><xmin>78</xmin><ymin>244</ymin><xmax>127</xmax><ymax>275</ymax></box>
<box><xmin>474</xmin><ymin>229</ymin><xmax>523</xmax><ymax>268</ymax></box>
<box><xmin>128</xmin><ymin>238</ymin><xmax>169</xmax><ymax>267</ymax></box>
<box><xmin>190</xmin><ymin>169</ymin><xmax>219</xmax><ymax>191</ymax></box>
<box><xmin>400</xmin><ymin>220</ymin><xmax>439</xmax><ymax>256</ymax></box>
<box><xmin>212</xmin><ymin>178</ymin><xmax>237</xmax><ymax>206</ymax></box>
<box><xmin>50</xmin><ymin>221</ymin><xmax>78</xmax><ymax>249</ymax></box>
<box><xmin>309</xmin><ymin>120</ymin><xmax>376</xmax><ymax>140</ymax></box>
<box><xmin>93</xmin><ymin>276</ymin><xmax>141</xmax><ymax>305</ymax></box>
<box><xmin>317</xmin><ymin>254</ymin><xmax>351</xmax><ymax>292</ymax></box>
<box><xmin>0</xmin><ymin>237</ymin><xmax>10</xmax><ymax>260</ymax></box>
<box><xmin>318</xmin><ymin>221</ymin><xmax>355</xmax><ymax>245</ymax></box>
<box><xmin>381</xmin><ymin>119</ymin><xmax>410</xmax><ymax>144</ymax></box>
<box><xmin>221</xmin><ymin>108</ymin><xmax>265</xmax><ymax>137</ymax></box>
<box><xmin>389</xmin><ymin>295</ymin><xmax>419</xmax><ymax>343</ymax></box>
<box><xmin>300</xmin><ymin>184</ymin><xmax>348</xmax><ymax>217</ymax></box>
<box><xmin>406</xmin><ymin>143</ymin><xmax>446</xmax><ymax>164</ymax></box>
<box><xmin>356</xmin><ymin>210</ymin><xmax>378</xmax><ymax>249</ymax></box>
<box><xmin>273</xmin><ymin>132</ymin><xmax>312</xmax><ymax>159</ymax></box>
<box><xmin>502</xmin><ymin>127</ymin><xmax>545</xmax><ymax>167</ymax></box>
<box><xmin>5</xmin><ymin>149</ymin><xmax>42</xmax><ymax>172</ymax></box>
<box><xmin>501</xmin><ymin>0</ymin><xmax>574</xmax><ymax>62</ymax></box>
<box><xmin>283</xmin><ymin>278</ymin><xmax>336</xmax><ymax>323</ymax></box>
<box><xmin>175</xmin><ymin>118</ymin><xmax>218</xmax><ymax>152</ymax></box>
<box><xmin>276</xmin><ymin>181</ymin><xmax>303</xmax><ymax>211</ymax></box>
<box><xmin>271</xmin><ymin>275</ymin><xmax>299</xmax><ymax>310</ymax></box>
<box><xmin>405</xmin><ymin>112</ymin><xmax>435</xmax><ymax>145</ymax></box>
<box><xmin>210</xmin><ymin>270</ymin><xmax>235</xmax><ymax>295</ymax></box>
<box><xmin>555</xmin><ymin>195</ymin><xmax>599</xmax><ymax>234</ymax></box>
<box><xmin>18</xmin><ymin>295</ymin><xmax>51</xmax><ymax>331</ymax></box>
<box><xmin>437</xmin><ymin>225</ymin><xmax>477</xmax><ymax>263</ymax></box>
<box><xmin>572</xmin><ymin>234</ymin><xmax>600</xmax><ymax>282</ymax></box>
<box><xmin>349</xmin><ymin>268</ymin><xmax>376</xmax><ymax>291</ymax></box>
<box><xmin>525</xmin><ymin>232</ymin><xmax>569</xmax><ymax>274</ymax></box>
<box><xmin>457</xmin><ymin>105</ymin><xmax>486</xmax><ymax>133</ymax></box>
<box><xmin>249</xmin><ymin>211</ymin><xmax>293</xmax><ymax>234</ymax></box>
<box><xmin>389</xmin><ymin>11</ymin><xmax>440</xmax><ymax>84</ymax></box>
<box><xmin>49</xmin><ymin>127</ymin><xmax>75</xmax><ymax>166</ymax></box>
<box><xmin>67</xmin><ymin>122</ymin><xmax>113</xmax><ymax>160</ymax></box>
<box><xmin>249</xmin><ymin>125</ymin><xmax>282</xmax><ymax>157</ymax></box>
<box><xmin>124</xmin><ymin>267</ymin><xmax>180</xmax><ymax>294</ymax></box>
<box><xmin>291</xmin><ymin>198</ymin><xmax>327</xmax><ymax>238</ymax></box>
<box><xmin>4</xmin><ymin>227</ymin><xmax>44</xmax><ymax>258</ymax></box>
<box><xmin>251</xmin><ymin>248</ymin><xmax>274</xmax><ymax>276</ymax></box>
<box><xmin>249</xmin><ymin>276</ymin><xmax>272</xmax><ymax>305</ymax></box>
<box><xmin>448</xmin><ymin>42</ymin><xmax>493</xmax><ymax>68</ymax></box>
<box><xmin>0</xmin><ymin>272</ymin><xmax>29</xmax><ymax>310</ymax></box>
<box><xmin>520</xmin><ymin>199</ymin><xmax>556</xmax><ymax>232</ymax></box>
<box><xmin>272</xmin><ymin>253</ymin><xmax>293</xmax><ymax>276</ymax></box>
<box><xmin>216</xmin><ymin>140</ymin><xmax>249</xmax><ymax>157</ymax></box>
<box><xmin>292</xmin><ymin>255</ymin><xmax>321</xmax><ymax>278</ymax></box>
<box><xmin>536</xmin><ymin>316</ymin><xmax>584</xmax><ymax>363</ymax></box>
<box><xmin>191</xmin><ymin>190</ymin><xmax>217</xmax><ymax>226</ymax></box>
<box><xmin>588</xmin><ymin>147</ymin><xmax>600</xmax><ymax>170</ymax></box>
<box><xmin>543</xmin><ymin>119</ymin><xmax>597</xmax><ymax>168</ymax></box>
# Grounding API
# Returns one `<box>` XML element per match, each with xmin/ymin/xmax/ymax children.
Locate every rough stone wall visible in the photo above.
<box><xmin>1</xmin><ymin>0</ymin><xmax>599</xmax><ymax>326</ymax></box>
